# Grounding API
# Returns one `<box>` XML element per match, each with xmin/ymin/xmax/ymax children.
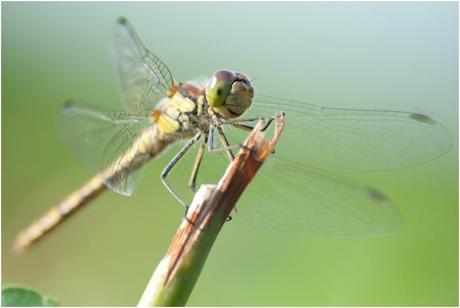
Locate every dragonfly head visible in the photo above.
<box><xmin>205</xmin><ymin>69</ymin><xmax>254</xmax><ymax>119</ymax></box>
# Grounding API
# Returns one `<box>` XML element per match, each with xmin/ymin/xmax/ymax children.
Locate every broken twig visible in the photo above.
<box><xmin>138</xmin><ymin>113</ymin><xmax>286</xmax><ymax>306</ymax></box>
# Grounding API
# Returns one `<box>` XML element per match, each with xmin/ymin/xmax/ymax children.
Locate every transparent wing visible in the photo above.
<box><xmin>60</xmin><ymin>100</ymin><xmax>151</xmax><ymax>196</ymax></box>
<box><xmin>162</xmin><ymin>124</ymin><xmax>402</xmax><ymax>235</ymax></box>
<box><xmin>234</xmin><ymin>158</ymin><xmax>402</xmax><ymax>235</ymax></box>
<box><xmin>114</xmin><ymin>17</ymin><xmax>174</xmax><ymax>113</ymax></box>
<box><xmin>246</xmin><ymin>95</ymin><xmax>452</xmax><ymax>171</ymax></box>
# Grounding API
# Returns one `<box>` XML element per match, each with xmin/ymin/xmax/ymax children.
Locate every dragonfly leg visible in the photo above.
<box><xmin>206</xmin><ymin>116</ymin><xmax>277</xmax><ymax>162</ymax></box>
<box><xmin>225</xmin><ymin>117</ymin><xmax>260</xmax><ymax>123</ymax></box>
<box><xmin>161</xmin><ymin>132</ymin><xmax>202</xmax><ymax>209</ymax></box>
<box><xmin>230</xmin><ymin>123</ymin><xmax>254</xmax><ymax>132</ymax></box>
<box><xmin>217</xmin><ymin>125</ymin><xmax>235</xmax><ymax>161</ymax></box>
<box><xmin>188</xmin><ymin>134</ymin><xmax>208</xmax><ymax>193</ymax></box>
<box><xmin>207</xmin><ymin>127</ymin><xmax>241</xmax><ymax>160</ymax></box>
<box><xmin>228</xmin><ymin>117</ymin><xmax>275</xmax><ymax>154</ymax></box>
<box><xmin>226</xmin><ymin>116</ymin><xmax>275</xmax><ymax>132</ymax></box>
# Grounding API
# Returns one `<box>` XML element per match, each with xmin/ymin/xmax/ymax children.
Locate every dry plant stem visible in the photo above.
<box><xmin>137</xmin><ymin>114</ymin><xmax>286</xmax><ymax>307</ymax></box>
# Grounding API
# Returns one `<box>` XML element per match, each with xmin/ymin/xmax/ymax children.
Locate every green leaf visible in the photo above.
<box><xmin>42</xmin><ymin>297</ymin><xmax>58</xmax><ymax>307</ymax></box>
<box><xmin>2</xmin><ymin>286</ymin><xmax>59</xmax><ymax>307</ymax></box>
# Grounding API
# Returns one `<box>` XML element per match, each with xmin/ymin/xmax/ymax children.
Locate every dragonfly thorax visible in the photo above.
<box><xmin>153</xmin><ymin>82</ymin><xmax>212</xmax><ymax>139</ymax></box>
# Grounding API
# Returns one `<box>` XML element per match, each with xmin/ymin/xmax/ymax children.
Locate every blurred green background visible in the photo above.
<box><xmin>2</xmin><ymin>2</ymin><xmax>458</xmax><ymax>306</ymax></box>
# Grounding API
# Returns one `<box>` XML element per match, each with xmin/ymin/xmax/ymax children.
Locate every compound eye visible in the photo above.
<box><xmin>205</xmin><ymin>70</ymin><xmax>237</xmax><ymax>107</ymax></box>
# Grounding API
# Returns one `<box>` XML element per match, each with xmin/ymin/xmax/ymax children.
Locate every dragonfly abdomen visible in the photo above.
<box><xmin>14</xmin><ymin>174</ymin><xmax>106</xmax><ymax>252</ymax></box>
<box><xmin>14</xmin><ymin>126</ymin><xmax>171</xmax><ymax>252</ymax></box>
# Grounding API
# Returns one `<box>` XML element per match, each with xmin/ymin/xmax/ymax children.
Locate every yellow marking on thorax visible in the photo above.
<box><xmin>153</xmin><ymin>93</ymin><xmax>197</xmax><ymax>134</ymax></box>
<box><xmin>197</xmin><ymin>96</ymin><xmax>204</xmax><ymax>115</ymax></box>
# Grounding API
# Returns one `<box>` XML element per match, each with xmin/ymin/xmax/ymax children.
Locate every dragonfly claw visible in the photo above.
<box><xmin>261</xmin><ymin>118</ymin><xmax>274</xmax><ymax>132</ymax></box>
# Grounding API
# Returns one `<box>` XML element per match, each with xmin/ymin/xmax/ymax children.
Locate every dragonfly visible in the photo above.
<box><xmin>14</xmin><ymin>17</ymin><xmax>452</xmax><ymax>252</ymax></box>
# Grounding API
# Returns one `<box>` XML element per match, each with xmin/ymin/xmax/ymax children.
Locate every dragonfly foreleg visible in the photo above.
<box><xmin>188</xmin><ymin>134</ymin><xmax>208</xmax><ymax>193</ymax></box>
<box><xmin>161</xmin><ymin>132</ymin><xmax>202</xmax><ymax>209</ymax></box>
<box><xmin>207</xmin><ymin>127</ymin><xmax>240</xmax><ymax>159</ymax></box>
<box><xmin>225</xmin><ymin>117</ymin><xmax>260</xmax><ymax>123</ymax></box>
<box><xmin>216</xmin><ymin>125</ymin><xmax>235</xmax><ymax>161</ymax></box>
<box><xmin>229</xmin><ymin>123</ymin><xmax>254</xmax><ymax>132</ymax></box>
<box><xmin>229</xmin><ymin>117</ymin><xmax>276</xmax><ymax>153</ymax></box>
<box><xmin>226</xmin><ymin>116</ymin><xmax>275</xmax><ymax>132</ymax></box>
